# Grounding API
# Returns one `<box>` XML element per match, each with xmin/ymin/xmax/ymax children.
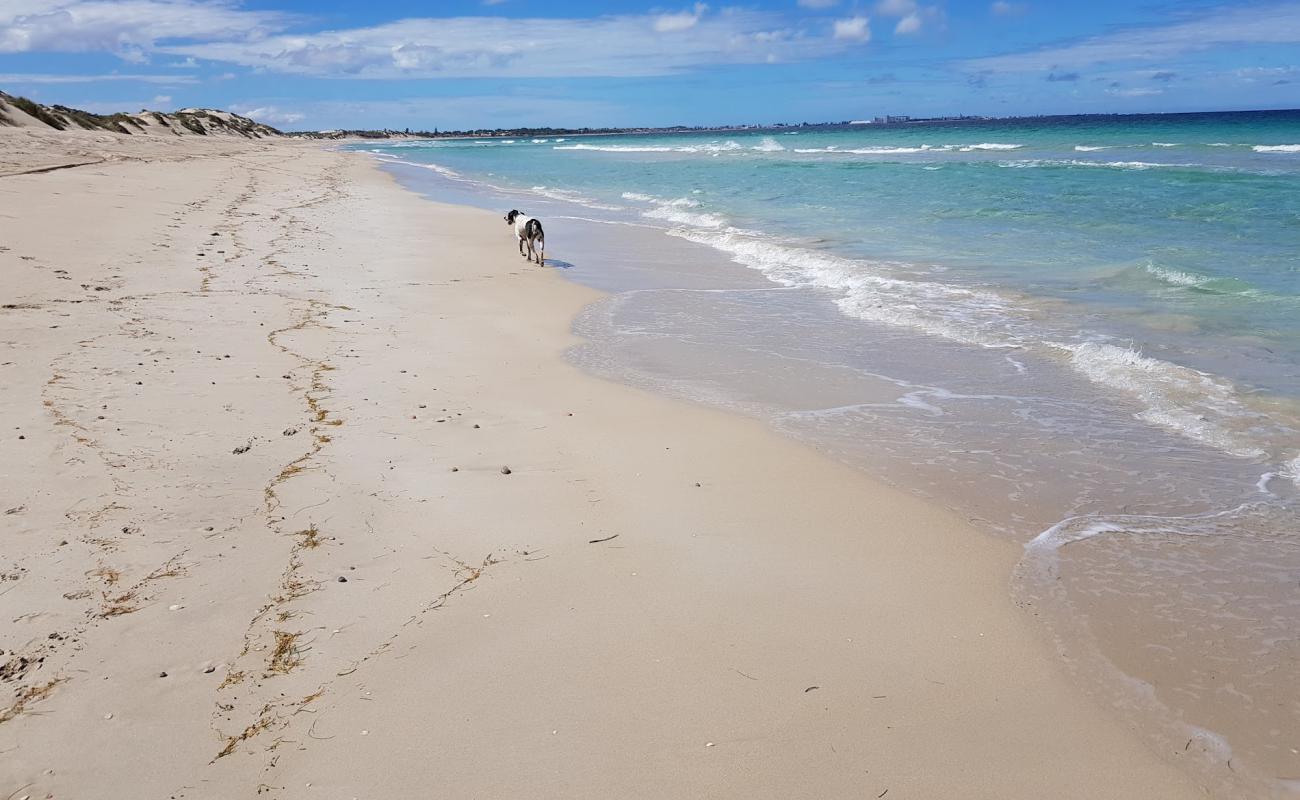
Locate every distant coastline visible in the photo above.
<box><xmin>291</xmin><ymin>107</ymin><xmax>1300</xmax><ymax>141</ymax></box>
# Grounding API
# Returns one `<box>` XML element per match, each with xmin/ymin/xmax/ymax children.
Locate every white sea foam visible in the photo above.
<box><xmin>621</xmin><ymin>192</ymin><xmax>699</xmax><ymax>207</ymax></box>
<box><xmin>1025</xmin><ymin>503</ymin><xmax>1252</xmax><ymax>555</ymax></box>
<box><xmin>1280</xmin><ymin>455</ymin><xmax>1300</xmax><ymax>487</ymax></box>
<box><xmin>1207</xmin><ymin>142</ymin><xmax>1234</xmax><ymax>147</ymax></box>
<box><xmin>531</xmin><ymin>138</ymin><xmax>549</xmax><ymax>143</ymax></box>
<box><xmin>960</xmin><ymin>142</ymin><xmax>1024</xmax><ymax>151</ymax></box>
<box><xmin>752</xmin><ymin>136</ymin><xmax>786</xmax><ymax>152</ymax></box>
<box><xmin>1074</xmin><ymin>145</ymin><xmax>1111</xmax><ymax>151</ymax></box>
<box><xmin>999</xmin><ymin>159</ymin><xmax>1180</xmax><ymax>170</ymax></box>
<box><xmin>555</xmin><ymin>140</ymin><xmax>744</xmax><ymax>154</ymax></box>
<box><xmin>529</xmin><ymin>185</ymin><xmax>622</xmax><ymax>210</ymax></box>
<box><xmin>1152</xmin><ymin>142</ymin><xmax>1181</xmax><ymax>147</ymax></box>
<box><xmin>555</xmin><ymin>143</ymin><xmax>676</xmax><ymax>152</ymax></box>
<box><xmin>1252</xmin><ymin>144</ymin><xmax>1300</xmax><ymax>153</ymax></box>
<box><xmin>667</xmin><ymin>227</ymin><xmax>1030</xmax><ymax>349</ymax></box>
<box><xmin>793</xmin><ymin>145</ymin><xmax>931</xmax><ymax>154</ymax></box>
<box><xmin>1065</xmin><ymin>343</ymin><xmax>1268</xmax><ymax>458</ymax></box>
<box><xmin>1144</xmin><ymin>262</ymin><xmax>1212</xmax><ymax>288</ymax></box>
<box><xmin>621</xmin><ymin>192</ymin><xmax>726</xmax><ymax>227</ymax></box>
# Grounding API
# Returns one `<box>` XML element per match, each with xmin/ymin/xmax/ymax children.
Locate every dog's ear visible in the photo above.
<box><xmin>505</xmin><ymin>210</ymin><xmax>519</xmax><ymax>223</ymax></box>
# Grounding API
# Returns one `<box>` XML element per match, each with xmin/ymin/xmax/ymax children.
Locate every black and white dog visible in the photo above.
<box><xmin>504</xmin><ymin>210</ymin><xmax>545</xmax><ymax>266</ymax></box>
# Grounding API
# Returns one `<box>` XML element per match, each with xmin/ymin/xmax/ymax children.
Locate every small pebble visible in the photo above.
<box><xmin>159</xmin><ymin>671</ymin><xmax>168</xmax><ymax>678</ymax></box>
<box><xmin>472</xmin><ymin>424</ymin><xmax>480</xmax><ymax>429</ymax></box>
<box><xmin>103</xmin><ymin>713</ymin><xmax>113</xmax><ymax>720</ymax></box>
<box><xmin>450</xmin><ymin>467</ymin><xmax>459</xmax><ymax>472</ymax></box>
<box><xmin>203</xmin><ymin>666</ymin><xmax>215</xmax><ymax>674</ymax></box>
<box><xmin>500</xmin><ymin>466</ymin><xmax>512</xmax><ymax>475</ymax></box>
<box><xmin>168</xmin><ymin>604</ymin><xmax>182</xmax><ymax>611</ymax></box>
<box><xmin>337</xmin><ymin>576</ymin><xmax>348</xmax><ymax>583</ymax></box>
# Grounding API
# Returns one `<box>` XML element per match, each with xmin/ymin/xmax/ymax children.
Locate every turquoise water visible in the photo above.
<box><xmin>355</xmin><ymin>111</ymin><xmax>1300</xmax><ymax>795</ymax></box>
<box><xmin>362</xmin><ymin>111</ymin><xmax>1300</xmax><ymax>461</ymax></box>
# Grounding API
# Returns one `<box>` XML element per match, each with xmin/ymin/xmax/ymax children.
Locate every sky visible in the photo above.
<box><xmin>1</xmin><ymin>0</ymin><xmax>1298</xmax><ymax>130</ymax></box>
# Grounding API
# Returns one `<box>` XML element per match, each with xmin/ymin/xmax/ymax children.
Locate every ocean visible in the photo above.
<box><xmin>353</xmin><ymin>110</ymin><xmax>1300</xmax><ymax>795</ymax></box>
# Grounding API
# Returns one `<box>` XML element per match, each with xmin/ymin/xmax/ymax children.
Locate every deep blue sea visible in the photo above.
<box><xmin>354</xmin><ymin>111</ymin><xmax>1300</xmax><ymax>795</ymax></box>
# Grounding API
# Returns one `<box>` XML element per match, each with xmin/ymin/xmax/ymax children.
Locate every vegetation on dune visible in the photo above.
<box><xmin>0</xmin><ymin>90</ymin><xmax>284</xmax><ymax>138</ymax></box>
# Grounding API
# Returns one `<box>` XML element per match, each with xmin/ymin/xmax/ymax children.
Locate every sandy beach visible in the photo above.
<box><xmin>0</xmin><ymin>132</ymin><xmax>1206</xmax><ymax>798</ymax></box>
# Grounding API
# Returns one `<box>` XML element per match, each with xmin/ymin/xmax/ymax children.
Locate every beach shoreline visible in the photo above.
<box><xmin>1</xmin><ymin>132</ymin><xmax>1207</xmax><ymax>798</ymax></box>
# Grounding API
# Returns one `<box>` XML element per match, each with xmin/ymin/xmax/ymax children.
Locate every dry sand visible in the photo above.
<box><xmin>0</xmin><ymin>133</ymin><xmax>1204</xmax><ymax>798</ymax></box>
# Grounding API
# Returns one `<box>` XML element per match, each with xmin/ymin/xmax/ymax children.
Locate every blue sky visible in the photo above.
<box><xmin>1</xmin><ymin>0</ymin><xmax>1298</xmax><ymax>130</ymax></box>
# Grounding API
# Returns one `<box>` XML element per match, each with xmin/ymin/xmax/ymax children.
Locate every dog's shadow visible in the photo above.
<box><xmin>543</xmin><ymin>259</ymin><xmax>575</xmax><ymax>270</ymax></box>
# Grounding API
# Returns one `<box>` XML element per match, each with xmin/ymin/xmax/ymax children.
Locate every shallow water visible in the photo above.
<box><xmin>356</xmin><ymin>112</ymin><xmax>1300</xmax><ymax>796</ymax></box>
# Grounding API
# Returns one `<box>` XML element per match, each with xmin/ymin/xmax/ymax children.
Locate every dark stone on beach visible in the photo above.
<box><xmin>17</xmin><ymin>435</ymin><xmax>24</xmax><ymax>440</ymax></box>
<box><xmin>203</xmin><ymin>666</ymin><xmax>215</xmax><ymax>674</ymax></box>
<box><xmin>135</xmin><ymin>381</ymin><xmax>142</xmax><ymax>385</ymax></box>
<box><xmin>450</xmin><ymin>467</ymin><xmax>459</xmax><ymax>472</ymax></box>
<box><xmin>159</xmin><ymin>671</ymin><xmax>168</xmax><ymax>678</ymax></box>
<box><xmin>473</xmin><ymin>424</ymin><xmax>480</xmax><ymax>429</ymax></box>
<box><xmin>337</xmin><ymin>576</ymin><xmax>347</xmax><ymax>583</ymax></box>
<box><xmin>283</xmin><ymin>427</ymin><xmax>298</xmax><ymax>436</ymax></box>
<box><xmin>232</xmin><ymin>443</ymin><xmax>250</xmax><ymax>455</ymax></box>
<box><xmin>695</xmin><ymin>482</ymin><xmax>702</xmax><ymax>487</ymax></box>
<box><xmin>210</xmin><ymin>232</ymin><xmax>219</xmax><ymax>236</ymax></box>
<box><xmin>500</xmin><ymin>466</ymin><xmax>512</xmax><ymax>475</ymax></box>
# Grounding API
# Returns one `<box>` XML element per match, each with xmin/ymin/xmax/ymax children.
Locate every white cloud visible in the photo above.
<box><xmin>873</xmin><ymin>0</ymin><xmax>939</xmax><ymax>35</ymax></box>
<box><xmin>236</xmin><ymin>95</ymin><xmax>627</xmax><ymax>131</ymax></box>
<box><xmin>0</xmin><ymin>1</ymin><xmax>873</xmax><ymax>80</ymax></box>
<box><xmin>654</xmin><ymin>3</ymin><xmax>708</xmax><ymax>33</ymax></box>
<box><xmin>990</xmin><ymin>1</ymin><xmax>1026</xmax><ymax>16</ymax></box>
<box><xmin>797</xmin><ymin>0</ymin><xmax>839</xmax><ymax>8</ymax></box>
<box><xmin>895</xmin><ymin>13</ymin><xmax>922</xmax><ymax>34</ymax></box>
<box><xmin>0</xmin><ymin>71</ymin><xmax>198</xmax><ymax>84</ymax></box>
<box><xmin>0</xmin><ymin>0</ymin><xmax>293</xmax><ymax>58</ymax></box>
<box><xmin>229</xmin><ymin>104</ymin><xmax>304</xmax><ymax>124</ymax></box>
<box><xmin>164</xmin><ymin>11</ymin><xmax>864</xmax><ymax>78</ymax></box>
<box><xmin>1107</xmin><ymin>87</ymin><xmax>1162</xmax><ymax>97</ymax></box>
<box><xmin>151</xmin><ymin>93</ymin><xmax>171</xmax><ymax>104</ymax></box>
<box><xmin>968</xmin><ymin>2</ymin><xmax>1300</xmax><ymax>73</ymax></box>
<box><xmin>1234</xmin><ymin>65</ymin><xmax>1299</xmax><ymax>79</ymax></box>
<box><xmin>875</xmin><ymin>0</ymin><xmax>915</xmax><ymax>16</ymax></box>
<box><xmin>833</xmin><ymin>16</ymin><xmax>870</xmax><ymax>41</ymax></box>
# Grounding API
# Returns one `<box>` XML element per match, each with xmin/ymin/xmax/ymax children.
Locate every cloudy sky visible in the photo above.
<box><xmin>1</xmin><ymin>0</ymin><xmax>1298</xmax><ymax>130</ymax></box>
